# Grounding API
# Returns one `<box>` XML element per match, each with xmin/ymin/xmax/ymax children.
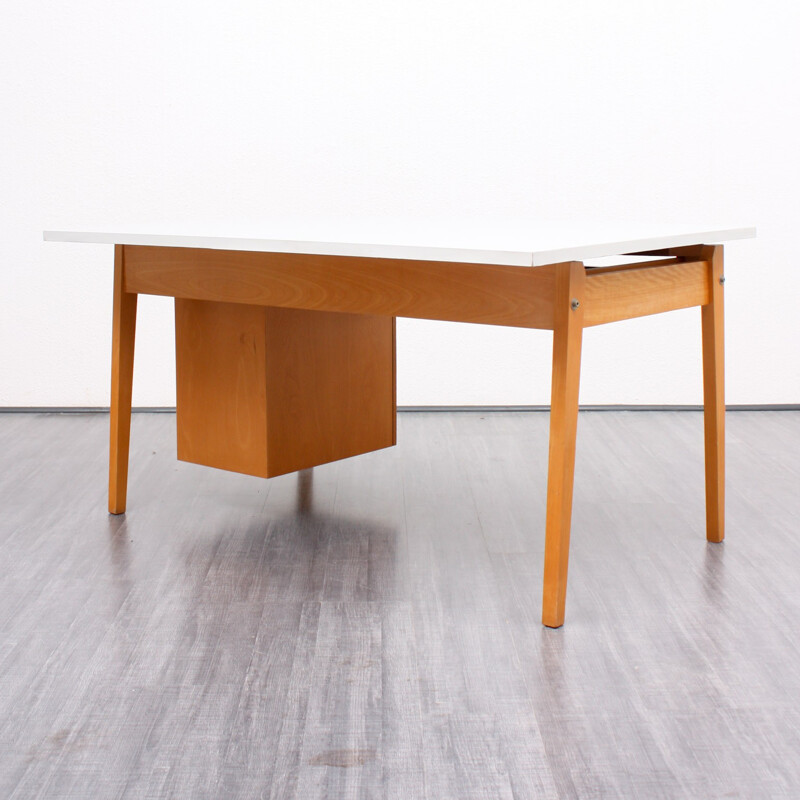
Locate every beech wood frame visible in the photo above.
<box><xmin>109</xmin><ymin>243</ymin><xmax>725</xmax><ymax>627</ymax></box>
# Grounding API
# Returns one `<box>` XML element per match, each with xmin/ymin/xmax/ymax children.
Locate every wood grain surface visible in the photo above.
<box><xmin>108</xmin><ymin>244</ymin><xmax>137</xmax><ymax>514</ymax></box>
<box><xmin>583</xmin><ymin>260</ymin><xmax>709</xmax><ymax>327</ymax></box>
<box><xmin>124</xmin><ymin>245</ymin><xmax>558</xmax><ymax>330</ymax></box>
<box><xmin>700</xmin><ymin>245</ymin><xmax>725</xmax><ymax>543</ymax></box>
<box><xmin>261</xmin><ymin>306</ymin><xmax>396</xmax><ymax>477</ymax></box>
<box><xmin>175</xmin><ymin>301</ymin><xmax>396</xmax><ymax>478</ymax></box>
<box><xmin>175</xmin><ymin>299</ymin><xmax>270</xmax><ymax>476</ymax></box>
<box><xmin>542</xmin><ymin>262</ymin><xmax>585</xmax><ymax>627</ymax></box>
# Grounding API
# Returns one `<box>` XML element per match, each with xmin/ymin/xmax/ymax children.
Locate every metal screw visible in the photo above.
<box><xmin>719</xmin><ymin>275</ymin><xmax>726</xmax><ymax>285</ymax></box>
<box><xmin>571</xmin><ymin>298</ymin><xmax>580</xmax><ymax>310</ymax></box>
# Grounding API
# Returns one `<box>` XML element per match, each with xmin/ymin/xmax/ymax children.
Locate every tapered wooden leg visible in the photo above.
<box><xmin>701</xmin><ymin>245</ymin><xmax>725</xmax><ymax>542</ymax></box>
<box><xmin>109</xmin><ymin>245</ymin><xmax>137</xmax><ymax>514</ymax></box>
<box><xmin>542</xmin><ymin>262</ymin><xmax>585</xmax><ymax>628</ymax></box>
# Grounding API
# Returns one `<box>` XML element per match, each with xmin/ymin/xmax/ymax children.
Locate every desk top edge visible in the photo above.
<box><xmin>43</xmin><ymin>226</ymin><xmax>756</xmax><ymax>267</ymax></box>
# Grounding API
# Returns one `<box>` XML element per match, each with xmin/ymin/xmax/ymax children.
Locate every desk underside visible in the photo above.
<box><xmin>125</xmin><ymin>244</ymin><xmax>713</xmax><ymax>477</ymax></box>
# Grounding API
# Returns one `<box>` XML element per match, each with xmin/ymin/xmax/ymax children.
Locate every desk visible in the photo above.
<box><xmin>45</xmin><ymin>224</ymin><xmax>755</xmax><ymax>626</ymax></box>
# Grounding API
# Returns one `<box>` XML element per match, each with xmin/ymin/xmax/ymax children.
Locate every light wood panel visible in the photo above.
<box><xmin>108</xmin><ymin>244</ymin><xmax>137</xmax><ymax>514</ymax></box>
<box><xmin>701</xmin><ymin>245</ymin><xmax>725</xmax><ymax>543</ymax></box>
<box><xmin>583</xmin><ymin>259</ymin><xmax>709</xmax><ymax>326</ymax></box>
<box><xmin>541</xmin><ymin>262</ymin><xmax>585</xmax><ymax>628</ymax></box>
<box><xmin>584</xmin><ymin>256</ymin><xmax>682</xmax><ymax>274</ymax></box>
<box><xmin>262</xmin><ymin>307</ymin><xmax>396</xmax><ymax>477</ymax></box>
<box><xmin>174</xmin><ymin>301</ymin><xmax>396</xmax><ymax>478</ymax></box>
<box><xmin>175</xmin><ymin>300</ymin><xmax>269</xmax><ymax>477</ymax></box>
<box><xmin>124</xmin><ymin>245</ymin><xmax>557</xmax><ymax>330</ymax></box>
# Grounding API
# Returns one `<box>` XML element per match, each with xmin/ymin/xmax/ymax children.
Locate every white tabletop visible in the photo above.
<box><xmin>43</xmin><ymin>223</ymin><xmax>755</xmax><ymax>267</ymax></box>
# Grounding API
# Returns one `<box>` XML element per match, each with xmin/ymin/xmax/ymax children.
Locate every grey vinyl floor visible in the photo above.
<box><xmin>1</xmin><ymin>410</ymin><xmax>799</xmax><ymax>799</ymax></box>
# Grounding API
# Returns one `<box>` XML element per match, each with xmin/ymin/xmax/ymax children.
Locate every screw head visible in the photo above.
<box><xmin>719</xmin><ymin>275</ymin><xmax>726</xmax><ymax>285</ymax></box>
<box><xmin>571</xmin><ymin>298</ymin><xmax>580</xmax><ymax>310</ymax></box>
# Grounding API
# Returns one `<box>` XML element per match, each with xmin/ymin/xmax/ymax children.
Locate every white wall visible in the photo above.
<box><xmin>2</xmin><ymin>0</ymin><xmax>798</xmax><ymax>407</ymax></box>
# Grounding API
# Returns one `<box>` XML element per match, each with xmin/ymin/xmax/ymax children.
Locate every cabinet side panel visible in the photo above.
<box><xmin>175</xmin><ymin>299</ymin><xmax>269</xmax><ymax>477</ymax></box>
<box><xmin>264</xmin><ymin>308</ymin><xmax>396</xmax><ymax>476</ymax></box>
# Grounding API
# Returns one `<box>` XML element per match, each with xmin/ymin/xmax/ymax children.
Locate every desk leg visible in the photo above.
<box><xmin>542</xmin><ymin>262</ymin><xmax>585</xmax><ymax>628</ymax></box>
<box><xmin>701</xmin><ymin>245</ymin><xmax>725</xmax><ymax>543</ymax></box>
<box><xmin>109</xmin><ymin>244</ymin><xmax>137</xmax><ymax>515</ymax></box>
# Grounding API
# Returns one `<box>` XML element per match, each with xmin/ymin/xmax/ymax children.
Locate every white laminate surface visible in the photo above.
<box><xmin>43</xmin><ymin>223</ymin><xmax>755</xmax><ymax>267</ymax></box>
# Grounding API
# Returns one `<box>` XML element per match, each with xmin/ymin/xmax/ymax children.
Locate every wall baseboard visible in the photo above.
<box><xmin>1</xmin><ymin>405</ymin><xmax>798</xmax><ymax>414</ymax></box>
